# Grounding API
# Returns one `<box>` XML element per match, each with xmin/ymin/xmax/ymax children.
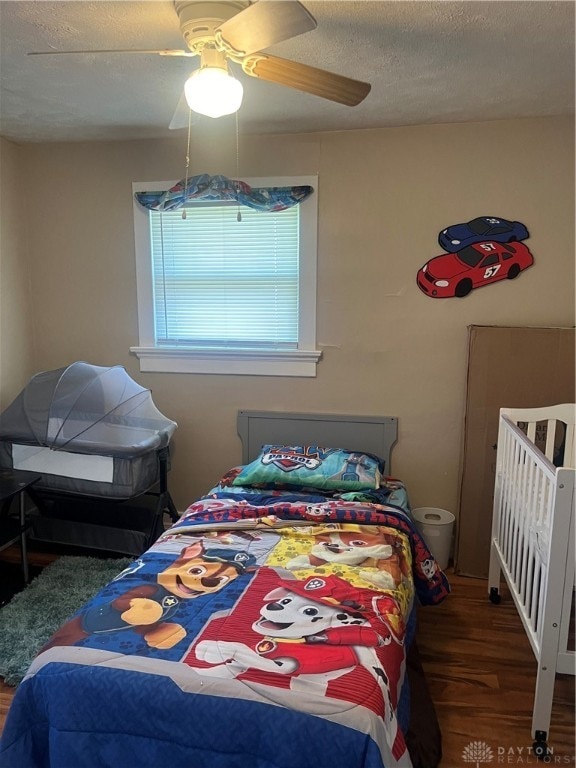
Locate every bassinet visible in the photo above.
<box><xmin>0</xmin><ymin>362</ymin><xmax>178</xmax><ymax>554</ymax></box>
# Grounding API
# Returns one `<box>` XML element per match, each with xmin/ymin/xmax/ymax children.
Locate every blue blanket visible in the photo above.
<box><xmin>1</xmin><ymin>488</ymin><xmax>449</xmax><ymax>768</ymax></box>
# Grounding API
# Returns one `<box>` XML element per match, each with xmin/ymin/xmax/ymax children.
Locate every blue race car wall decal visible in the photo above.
<box><xmin>417</xmin><ymin>240</ymin><xmax>535</xmax><ymax>298</ymax></box>
<box><xmin>438</xmin><ymin>216</ymin><xmax>529</xmax><ymax>253</ymax></box>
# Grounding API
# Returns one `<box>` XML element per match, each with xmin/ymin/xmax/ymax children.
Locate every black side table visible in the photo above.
<box><xmin>0</xmin><ymin>469</ymin><xmax>41</xmax><ymax>583</ymax></box>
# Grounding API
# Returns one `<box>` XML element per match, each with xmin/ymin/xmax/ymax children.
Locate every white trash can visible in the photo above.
<box><xmin>412</xmin><ymin>507</ymin><xmax>455</xmax><ymax>570</ymax></box>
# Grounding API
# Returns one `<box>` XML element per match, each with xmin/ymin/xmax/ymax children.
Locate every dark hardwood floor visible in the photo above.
<box><xmin>417</xmin><ymin>571</ymin><xmax>575</xmax><ymax>764</ymax></box>
<box><xmin>1</xmin><ymin>549</ymin><xmax>574</xmax><ymax>766</ymax></box>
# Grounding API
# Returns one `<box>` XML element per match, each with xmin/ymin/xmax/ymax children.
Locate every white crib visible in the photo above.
<box><xmin>488</xmin><ymin>404</ymin><xmax>575</xmax><ymax>757</ymax></box>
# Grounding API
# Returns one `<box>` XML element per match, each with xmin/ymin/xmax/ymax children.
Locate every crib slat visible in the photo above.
<box><xmin>518</xmin><ymin>458</ymin><xmax>536</xmax><ymax>603</ymax></box>
<box><xmin>564</xmin><ymin>422</ymin><xmax>575</xmax><ymax>467</ymax></box>
<box><xmin>530</xmin><ymin>561</ymin><xmax>541</xmax><ymax>634</ymax></box>
<box><xmin>500</xmin><ymin>430</ymin><xmax>512</xmax><ymax>560</ymax></box>
<box><xmin>544</xmin><ymin>420</ymin><xmax>556</xmax><ymax>462</ymax></box>
<box><xmin>504</xmin><ymin>435</ymin><xmax>521</xmax><ymax>564</ymax></box>
<box><xmin>514</xmin><ymin>442</ymin><xmax>531</xmax><ymax>582</ymax></box>
<box><xmin>523</xmin><ymin>465</ymin><xmax>541</xmax><ymax>626</ymax></box>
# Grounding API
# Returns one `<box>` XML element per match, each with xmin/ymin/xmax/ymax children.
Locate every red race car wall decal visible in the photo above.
<box><xmin>417</xmin><ymin>217</ymin><xmax>534</xmax><ymax>298</ymax></box>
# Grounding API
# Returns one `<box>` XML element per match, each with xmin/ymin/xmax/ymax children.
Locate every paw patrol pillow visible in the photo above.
<box><xmin>231</xmin><ymin>445</ymin><xmax>383</xmax><ymax>492</ymax></box>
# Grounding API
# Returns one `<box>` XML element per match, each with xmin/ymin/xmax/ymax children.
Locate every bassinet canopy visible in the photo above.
<box><xmin>0</xmin><ymin>362</ymin><xmax>177</xmax><ymax>458</ymax></box>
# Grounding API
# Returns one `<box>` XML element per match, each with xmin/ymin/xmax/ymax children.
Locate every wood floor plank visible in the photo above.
<box><xmin>418</xmin><ymin>571</ymin><xmax>575</xmax><ymax>764</ymax></box>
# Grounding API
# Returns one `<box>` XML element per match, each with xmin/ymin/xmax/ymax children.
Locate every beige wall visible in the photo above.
<box><xmin>4</xmin><ymin>115</ymin><xmax>575</xmax><ymax>514</ymax></box>
<box><xmin>0</xmin><ymin>137</ymin><xmax>34</xmax><ymax>409</ymax></box>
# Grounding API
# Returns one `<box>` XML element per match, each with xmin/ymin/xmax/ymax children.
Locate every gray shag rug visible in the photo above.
<box><xmin>0</xmin><ymin>555</ymin><xmax>132</xmax><ymax>686</ymax></box>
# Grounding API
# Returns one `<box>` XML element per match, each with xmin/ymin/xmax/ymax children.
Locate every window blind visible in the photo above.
<box><xmin>149</xmin><ymin>204</ymin><xmax>300</xmax><ymax>348</ymax></box>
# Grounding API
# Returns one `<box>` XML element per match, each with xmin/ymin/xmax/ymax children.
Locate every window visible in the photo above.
<box><xmin>480</xmin><ymin>254</ymin><xmax>499</xmax><ymax>267</ymax></box>
<box><xmin>131</xmin><ymin>176</ymin><xmax>320</xmax><ymax>376</ymax></box>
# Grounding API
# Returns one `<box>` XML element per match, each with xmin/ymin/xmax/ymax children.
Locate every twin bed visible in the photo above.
<box><xmin>0</xmin><ymin>411</ymin><xmax>450</xmax><ymax>768</ymax></box>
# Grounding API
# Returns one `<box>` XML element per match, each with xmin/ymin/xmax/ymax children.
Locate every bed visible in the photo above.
<box><xmin>488</xmin><ymin>404</ymin><xmax>575</xmax><ymax>758</ymax></box>
<box><xmin>0</xmin><ymin>411</ymin><xmax>449</xmax><ymax>768</ymax></box>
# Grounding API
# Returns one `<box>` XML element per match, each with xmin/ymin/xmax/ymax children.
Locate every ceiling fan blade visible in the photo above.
<box><xmin>169</xmin><ymin>91</ymin><xmax>193</xmax><ymax>130</ymax></box>
<box><xmin>241</xmin><ymin>54</ymin><xmax>371</xmax><ymax>107</ymax></box>
<box><xmin>216</xmin><ymin>1</ymin><xmax>316</xmax><ymax>57</ymax></box>
<box><xmin>27</xmin><ymin>49</ymin><xmax>195</xmax><ymax>57</ymax></box>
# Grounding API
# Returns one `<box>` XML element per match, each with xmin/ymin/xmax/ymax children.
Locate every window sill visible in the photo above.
<box><xmin>130</xmin><ymin>346</ymin><xmax>322</xmax><ymax>377</ymax></box>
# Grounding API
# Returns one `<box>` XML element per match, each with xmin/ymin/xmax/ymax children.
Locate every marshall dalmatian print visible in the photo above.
<box><xmin>1</xmin><ymin>471</ymin><xmax>449</xmax><ymax>768</ymax></box>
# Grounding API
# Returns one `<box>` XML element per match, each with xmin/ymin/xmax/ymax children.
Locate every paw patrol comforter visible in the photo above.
<box><xmin>0</xmin><ymin>480</ymin><xmax>449</xmax><ymax>768</ymax></box>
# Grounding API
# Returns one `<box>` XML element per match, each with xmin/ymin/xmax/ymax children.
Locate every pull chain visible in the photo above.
<box><xmin>235</xmin><ymin>111</ymin><xmax>242</xmax><ymax>222</ymax></box>
<box><xmin>182</xmin><ymin>107</ymin><xmax>193</xmax><ymax>220</ymax></box>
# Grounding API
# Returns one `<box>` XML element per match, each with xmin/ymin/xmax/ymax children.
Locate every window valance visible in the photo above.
<box><xmin>135</xmin><ymin>173</ymin><xmax>313</xmax><ymax>213</ymax></box>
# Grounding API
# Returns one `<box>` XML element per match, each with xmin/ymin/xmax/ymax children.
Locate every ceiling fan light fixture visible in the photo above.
<box><xmin>184</xmin><ymin>66</ymin><xmax>243</xmax><ymax>118</ymax></box>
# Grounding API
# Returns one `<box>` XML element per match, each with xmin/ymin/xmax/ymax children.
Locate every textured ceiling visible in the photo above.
<box><xmin>0</xmin><ymin>0</ymin><xmax>574</xmax><ymax>143</ymax></box>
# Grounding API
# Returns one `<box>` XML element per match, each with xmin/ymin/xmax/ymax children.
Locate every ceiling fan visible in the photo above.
<box><xmin>28</xmin><ymin>0</ymin><xmax>371</xmax><ymax>125</ymax></box>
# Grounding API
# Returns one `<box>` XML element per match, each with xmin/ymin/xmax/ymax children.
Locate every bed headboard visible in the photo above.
<box><xmin>237</xmin><ymin>411</ymin><xmax>398</xmax><ymax>471</ymax></box>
